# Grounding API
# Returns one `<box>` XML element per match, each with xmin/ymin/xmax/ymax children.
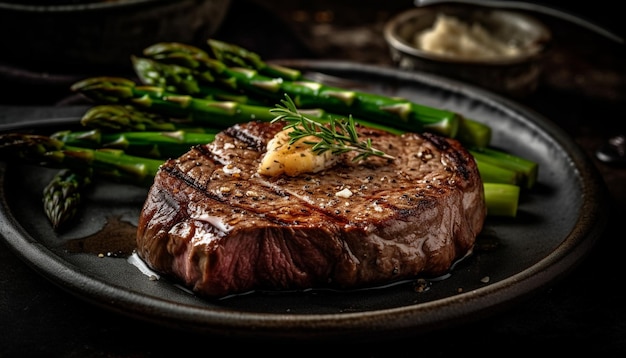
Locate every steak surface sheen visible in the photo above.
<box><xmin>136</xmin><ymin>121</ymin><xmax>486</xmax><ymax>298</ymax></box>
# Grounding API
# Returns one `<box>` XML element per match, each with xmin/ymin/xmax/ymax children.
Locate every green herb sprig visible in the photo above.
<box><xmin>269</xmin><ymin>95</ymin><xmax>394</xmax><ymax>162</ymax></box>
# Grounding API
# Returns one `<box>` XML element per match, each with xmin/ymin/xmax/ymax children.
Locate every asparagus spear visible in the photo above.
<box><xmin>484</xmin><ymin>183</ymin><xmax>520</xmax><ymax>217</ymax></box>
<box><xmin>132</xmin><ymin>56</ymin><xmax>268</xmax><ymax>105</ymax></box>
<box><xmin>476</xmin><ymin>160</ymin><xmax>519</xmax><ymax>186</ymax></box>
<box><xmin>0</xmin><ymin>133</ymin><xmax>162</xmax><ymax>187</ymax></box>
<box><xmin>42</xmin><ymin>168</ymin><xmax>92</xmax><ymax>231</ymax></box>
<box><xmin>0</xmin><ymin>134</ymin><xmax>92</xmax><ymax>229</ymax></box>
<box><xmin>206</xmin><ymin>38</ymin><xmax>303</xmax><ymax>81</ymax></box>
<box><xmin>81</xmin><ymin>104</ymin><xmax>224</xmax><ymax>135</ymax></box>
<box><xmin>139</xmin><ymin>42</ymin><xmax>471</xmax><ymax>143</ymax></box>
<box><xmin>470</xmin><ymin>147</ymin><xmax>538</xmax><ymax>189</ymax></box>
<box><xmin>80</xmin><ymin>104</ymin><xmax>186</xmax><ymax>132</ymax></box>
<box><xmin>51</xmin><ymin>129</ymin><xmax>217</xmax><ymax>159</ymax></box>
<box><xmin>71</xmin><ymin>77</ymin><xmax>279</xmax><ymax>127</ymax></box>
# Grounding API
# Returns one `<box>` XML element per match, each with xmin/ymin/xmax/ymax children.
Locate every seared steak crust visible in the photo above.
<box><xmin>136</xmin><ymin>121</ymin><xmax>486</xmax><ymax>298</ymax></box>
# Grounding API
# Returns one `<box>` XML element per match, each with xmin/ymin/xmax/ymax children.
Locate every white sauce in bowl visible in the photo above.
<box><xmin>415</xmin><ymin>14</ymin><xmax>522</xmax><ymax>60</ymax></box>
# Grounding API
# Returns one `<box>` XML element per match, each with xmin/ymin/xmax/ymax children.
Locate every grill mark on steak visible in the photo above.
<box><xmin>422</xmin><ymin>132</ymin><xmax>474</xmax><ymax>181</ymax></box>
<box><xmin>223</xmin><ymin>122</ymin><xmax>276</xmax><ymax>152</ymax></box>
<box><xmin>136</xmin><ymin>121</ymin><xmax>486</xmax><ymax>298</ymax></box>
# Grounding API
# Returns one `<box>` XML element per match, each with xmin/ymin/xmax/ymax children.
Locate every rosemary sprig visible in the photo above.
<box><xmin>269</xmin><ymin>95</ymin><xmax>394</xmax><ymax>162</ymax></box>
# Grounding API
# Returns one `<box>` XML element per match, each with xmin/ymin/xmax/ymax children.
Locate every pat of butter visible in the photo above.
<box><xmin>258</xmin><ymin>127</ymin><xmax>338</xmax><ymax>177</ymax></box>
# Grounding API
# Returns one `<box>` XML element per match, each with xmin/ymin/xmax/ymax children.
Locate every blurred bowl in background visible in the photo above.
<box><xmin>0</xmin><ymin>0</ymin><xmax>232</xmax><ymax>72</ymax></box>
<box><xmin>383</xmin><ymin>4</ymin><xmax>551</xmax><ymax>97</ymax></box>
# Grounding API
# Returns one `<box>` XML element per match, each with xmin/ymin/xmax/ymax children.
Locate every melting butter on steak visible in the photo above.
<box><xmin>258</xmin><ymin>126</ymin><xmax>339</xmax><ymax>177</ymax></box>
<box><xmin>136</xmin><ymin>121</ymin><xmax>486</xmax><ymax>298</ymax></box>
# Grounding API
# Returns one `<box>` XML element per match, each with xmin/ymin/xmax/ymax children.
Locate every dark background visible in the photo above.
<box><xmin>1</xmin><ymin>0</ymin><xmax>625</xmax><ymax>356</ymax></box>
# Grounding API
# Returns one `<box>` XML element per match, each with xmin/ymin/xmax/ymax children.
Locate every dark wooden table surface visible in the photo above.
<box><xmin>1</xmin><ymin>0</ymin><xmax>625</xmax><ymax>356</ymax></box>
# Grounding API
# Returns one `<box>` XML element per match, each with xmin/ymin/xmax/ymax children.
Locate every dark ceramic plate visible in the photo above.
<box><xmin>0</xmin><ymin>61</ymin><xmax>608</xmax><ymax>342</ymax></box>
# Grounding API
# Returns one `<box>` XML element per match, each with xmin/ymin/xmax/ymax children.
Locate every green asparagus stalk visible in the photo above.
<box><xmin>80</xmin><ymin>104</ymin><xmax>224</xmax><ymax>134</ymax></box>
<box><xmin>43</xmin><ymin>168</ymin><xmax>92</xmax><ymax>231</ymax></box>
<box><xmin>484</xmin><ymin>183</ymin><xmax>520</xmax><ymax>217</ymax></box>
<box><xmin>132</xmin><ymin>56</ymin><xmax>268</xmax><ymax>105</ymax></box>
<box><xmin>139</xmin><ymin>42</ymin><xmax>473</xmax><ymax>143</ymax></box>
<box><xmin>470</xmin><ymin>147</ymin><xmax>538</xmax><ymax>189</ymax></box>
<box><xmin>51</xmin><ymin>129</ymin><xmax>217</xmax><ymax>159</ymax></box>
<box><xmin>71</xmin><ymin>77</ymin><xmax>279</xmax><ymax>127</ymax></box>
<box><xmin>0</xmin><ymin>133</ymin><xmax>162</xmax><ymax>187</ymax></box>
<box><xmin>476</xmin><ymin>160</ymin><xmax>519</xmax><ymax>186</ymax></box>
<box><xmin>80</xmin><ymin>104</ymin><xmax>186</xmax><ymax>132</ymax></box>
<box><xmin>206</xmin><ymin>38</ymin><xmax>303</xmax><ymax>81</ymax></box>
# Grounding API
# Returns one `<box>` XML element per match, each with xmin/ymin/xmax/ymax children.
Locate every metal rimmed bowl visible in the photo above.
<box><xmin>383</xmin><ymin>4</ymin><xmax>552</xmax><ymax>97</ymax></box>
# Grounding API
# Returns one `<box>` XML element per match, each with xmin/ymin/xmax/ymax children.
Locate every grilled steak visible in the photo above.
<box><xmin>136</xmin><ymin>121</ymin><xmax>486</xmax><ymax>298</ymax></box>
